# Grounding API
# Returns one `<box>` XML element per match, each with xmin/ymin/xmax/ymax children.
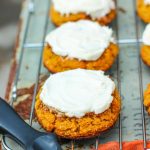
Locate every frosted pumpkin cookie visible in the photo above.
<box><xmin>141</xmin><ymin>24</ymin><xmax>150</xmax><ymax>66</ymax></box>
<box><xmin>137</xmin><ymin>0</ymin><xmax>150</xmax><ymax>23</ymax></box>
<box><xmin>43</xmin><ymin>20</ymin><xmax>119</xmax><ymax>73</ymax></box>
<box><xmin>50</xmin><ymin>0</ymin><xmax>116</xmax><ymax>26</ymax></box>
<box><xmin>144</xmin><ymin>84</ymin><xmax>150</xmax><ymax>114</ymax></box>
<box><xmin>35</xmin><ymin>69</ymin><xmax>121</xmax><ymax>139</ymax></box>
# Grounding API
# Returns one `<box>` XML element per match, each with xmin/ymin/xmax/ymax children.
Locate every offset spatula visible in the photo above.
<box><xmin>0</xmin><ymin>97</ymin><xmax>62</xmax><ymax>150</ymax></box>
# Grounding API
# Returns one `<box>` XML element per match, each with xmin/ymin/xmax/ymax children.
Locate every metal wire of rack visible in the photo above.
<box><xmin>114</xmin><ymin>0</ymin><xmax>122</xmax><ymax>149</ymax></box>
<box><xmin>2</xmin><ymin>0</ymin><xmax>149</xmax><ymax>150</ymax></box>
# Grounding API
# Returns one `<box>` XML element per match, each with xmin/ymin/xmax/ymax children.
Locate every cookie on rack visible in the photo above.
<box><xmin>50</xmin><ymin>0</ymin><xmax>116</xmax><ymax>26</ymax></box>
<box><xmin>43</xmin><ymin>20</ymin><xmax>119</xmax><ymax>73</ymax></box>
<box><xmin>35</xmin><ymin>69</ymin><xmax>121</xmax><ymax>139</ymax></box>
<box><xmin>144</xmin><ymin>84</ymin><xmax>150</xmax><ymax>114</ymax></box>
<box><xmin>137</xmin><ymin>0</ymin><xmax>150</xmax><ymax>23</ymax></box>
<box><xmin>141</xmin><ymin>24</ymin><xmax>150</xmax><ymax>66</ymax></box>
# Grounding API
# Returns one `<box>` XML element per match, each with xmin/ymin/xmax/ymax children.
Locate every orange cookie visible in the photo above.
<box><xmin>137</xmin><ymin>0</ymin><xmax>150</xmax><ymax>23</ymax></box>
<box><xmin>44</xmin><ymin>20</ymin><xmax>119</xmax><ymax>72</ymax></box>
<box><xmin>35</xmin><ymin>89</ymin><xmax>121</xmax><ymax>139</ymax></box>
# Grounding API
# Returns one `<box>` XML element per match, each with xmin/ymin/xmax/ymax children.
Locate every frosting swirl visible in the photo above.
<box><xmin>46</xmin><ymin>20</ymin><xmax>115</xmax><ymax>61</ymax></box>
<box><xmin>40</xmin><ymin>69</ymin><xmax>115</xmax><ymax>118</ymax></box>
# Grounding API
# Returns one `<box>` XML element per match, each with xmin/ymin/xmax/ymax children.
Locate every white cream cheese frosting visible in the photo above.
<box><xmin>40</xmin><ymin>69</ymin><xmax>115</xmax><ymax>118</ymax></box>
<box><xmin>52</xmin><ymin>0</ymin><xmax>115</xmax><ymax>19</ymax></box>
<box><xmin>46</xmin><ymin>20</ymin><xmax>115</xmax><ymax>61</ymax></box>
<box><xmin>144</xmin><ymin>0</ymin><xmax>150</xmax><ymax>5</ymax></box>
<box><xmin>143</xmin><ymin>24</ymin><xmax>150</xmax><ymax>46</ymax></box>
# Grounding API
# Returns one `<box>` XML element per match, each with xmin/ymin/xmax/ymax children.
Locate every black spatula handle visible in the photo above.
<box><xmin>0</xmin><ymin>98</ymin><xmax>62</xmax><ymax>150</ymax></box>
<box><xmin>0</xmin><ymin>97</ymin><xmax>39</xmax><ymax>147</ymax></box>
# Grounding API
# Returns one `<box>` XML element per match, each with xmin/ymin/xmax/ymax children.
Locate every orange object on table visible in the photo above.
<box><xmin>96</xmin><ymin>140</ymin><xmax>150</xmax><ymax>150</ymax></box>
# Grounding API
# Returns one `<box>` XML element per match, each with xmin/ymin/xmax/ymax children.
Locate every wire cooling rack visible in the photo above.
<box><xmin>2</xmin><ymin>0</ymin><xmax>150</xmax><ymax>150</ymax></box>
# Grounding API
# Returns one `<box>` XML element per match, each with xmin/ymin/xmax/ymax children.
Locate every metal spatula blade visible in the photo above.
<box><xmin>0</xmin><ymin>98</ymin><xmax>62</xmax><ymax>150</ymax></box>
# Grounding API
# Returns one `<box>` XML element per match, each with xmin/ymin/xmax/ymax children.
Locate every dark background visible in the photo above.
<box><xmin>0</xmin><ymin>0</ymin><xmax>21</xmax><ymax>98</ymax></box>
